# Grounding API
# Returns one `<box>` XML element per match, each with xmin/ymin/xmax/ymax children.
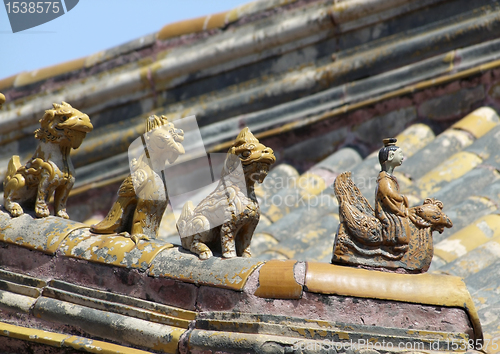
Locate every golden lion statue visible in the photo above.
<box><xmin>91</xmin><ymin>115</ymin><xmax>185</xmax><ymax>243</ymax></box>
<box><xmin>3</xmin><ymin>102</ymin><xmax>93</xmax><ymax>218</ymax></box>
<box><xmin>177</xmin><ymin>127</ymin><xmax>276</xmax><ymax>259</ymax></box>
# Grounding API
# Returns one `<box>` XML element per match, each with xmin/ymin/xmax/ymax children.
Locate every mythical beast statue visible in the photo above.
<box><xmin>3</xmin><ymin>102</ymin><xmax>93</xmax><ymax>219</ymax></box>
<box><xmin>332</xmin><ymin>138</ymin><xmax>452</xmax><ymax>272</ymax></box>
<box><xmin>177</xmin><ymin>127</ymin><xmax>276</xmax><ymax>259</ymax></box>
<box><xmin>91</xmin><ymin>115</ymin><xmax>185</xmax><ymax>243</ymax></box>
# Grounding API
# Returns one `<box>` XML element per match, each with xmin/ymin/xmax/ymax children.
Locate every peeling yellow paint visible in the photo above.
<box><xmin>265</xmin><ymin>203</ymin><xmax>285</xmax><ymax>222</ymax></box>
<box><xmin>0</xmin><ymin>215</ymin><xmax>88</xmax><ymax>254</ymax></box>
<box><xmin>60</xmin><ymin>233</ymin><xmax>173</xmax><ymax>269</ymax></box>
<box><xmin>417</xmin><ymin>151</ymin><xmax>482</xmax><ymax>198</ymax></box>
<box><xmin>395</xmin><ymin>123</ymin><xmax>435</xmax><ymax>158</ymax></box>
<box><xmin>452</xmin><ymin>106</ymin><xmax>499</xmax><ymax>138</ymax></box>
<box><xmin>14</xmin><ymin>57</ymin><xmax>86</xmax><ymax>87</ymax></box>
<box><xmin>150</xmin><ymin>327</ymin><xmax>185</xmax><ymax>353</ymax></box>
<box><xmin>0</xmin><ymin>321</ymin><xmax>159</xmax><ymax>353</ymax></box>
<box><xmin>297</xmin><ymin>172</ymin><xmax>327</xmax><ymax>199</ymax></box>
<box><xmin>393</xmin><ymin>171</ymin><xmax>412</xmax><ymax>190</ymax></box>
<box><xmin>434</xmin><ymin>214</ymin><xmax>500</xmax><ymax>263</ymax></box>
<box><xmin>443</xmin><ymin>50</ymin><xmax>456</xmax><ymax>71</ymax></box>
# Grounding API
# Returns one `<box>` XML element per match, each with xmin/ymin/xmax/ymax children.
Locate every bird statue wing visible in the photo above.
<box><xmin>334</xmin><ymin>172</ymin><xmax>382</xmax><ymax>245</ymax></box>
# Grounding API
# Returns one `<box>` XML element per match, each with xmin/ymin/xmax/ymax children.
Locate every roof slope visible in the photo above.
<box><xmin>1</xmin><ymin>0</ymin><xmax>500</xmax><ymax>352</ymax></box>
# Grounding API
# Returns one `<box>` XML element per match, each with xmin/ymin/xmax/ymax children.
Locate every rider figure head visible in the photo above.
<box><xmin>379</xmin><ymin>138</ymin><xmax>404</xmax><ymax>174</ymax></box>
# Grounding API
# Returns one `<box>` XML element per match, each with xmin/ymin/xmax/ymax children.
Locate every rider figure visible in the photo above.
<box><xmin>375</xmin><ymin>138</ymin><xmax>411</xmax><ymax>251</ymax></box>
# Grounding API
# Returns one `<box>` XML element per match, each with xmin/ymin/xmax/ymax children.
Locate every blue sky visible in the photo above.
<box><xmin>0</xmin><ymin>0</ymin><xmax>251</xmax><ymax>80</ymax></box>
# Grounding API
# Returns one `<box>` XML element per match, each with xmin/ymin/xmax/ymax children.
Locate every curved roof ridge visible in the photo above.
<box><xmin>0</xmin><ymin>0</ymin><xmax>308</xmax><ymax>90</ymax></box>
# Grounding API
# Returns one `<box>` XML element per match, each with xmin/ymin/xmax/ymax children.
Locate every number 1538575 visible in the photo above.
<box><xmin>5</xmin><ymin>2</ymin><xmax>60</xmax><ymax>14</ymax></box>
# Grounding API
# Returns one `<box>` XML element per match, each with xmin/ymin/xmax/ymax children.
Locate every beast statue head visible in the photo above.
<box><xmin>144</xmin><ymin>115</ymin><xmax>185</xmax><ymax>167</ymax></box>
<box><xmin>225</xmin><ymin>127</ymin><xmax>276</xmax><ymax>185</ymax></box>
<box><xmin>35</xmin><ymin>102</ymin><xmax>93</xmax><ymax>149</ymax></box>
<box><xmin>410</xmin><ymin>198</ymin><xmax>453</xmax><ymax>233</ymax></box>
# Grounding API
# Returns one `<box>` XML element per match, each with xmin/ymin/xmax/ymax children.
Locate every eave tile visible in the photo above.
<box><xmin>148</xmin><ymin>247</ymin><xmax>262</xmax><ymax>291</ymax></box>
<box><xmin>59</xmin><ymin>230</ymin><xmax>173</xmax><ymax>270</ymax></box>
<box><xmin>0</xmin><ymin>209</ymin><xmax>87</xmax><ymax>255</ymax></box>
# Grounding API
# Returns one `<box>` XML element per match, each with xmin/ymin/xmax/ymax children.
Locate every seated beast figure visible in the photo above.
<box><xmin>4</xmin><ymin>102</ymin><xmax>93</xmax><ymax>219</ymax></box>
<box><xmin>177</xmin><ymin>128</ymin><xmax>276</xmax><ymax>259</ymax></box>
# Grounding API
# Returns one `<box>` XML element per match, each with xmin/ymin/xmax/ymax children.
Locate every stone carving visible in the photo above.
<box><xmin>332</xmin><ymin>138</ymin><xmax>452</xmax><ymax>272</ymax></box>
<box><xmin>91</xmin><ymin>115</ymin><xmax>185</xmax><ymax>243</ymax></box>
<box><xmin>3</xmin><ymin>102</ymin><xmax>93</xmax><ymax>219</ymax></box>
<box><xmin>177</xmin><ymin>127</ymin><xmax>276</xmax><ymax>259</ymax></box>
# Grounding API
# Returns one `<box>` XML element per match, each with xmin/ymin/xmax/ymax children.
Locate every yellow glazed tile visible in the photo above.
<box><xmin>417</xmin><ymin>151</ymin><xmax>482</xmax><ymax>198</ymax></box>
<box><xmin>0</xmin><ymin>321</ymin><xmax>69</xmax><ymax>347</ymax></box>
<box><xmin>59</xmin><ymin>230</ymin><xmax>173</xmax><ymax>270</ymax></box>
<box><xmin>0</xmin><ymin>74</ymin><xmax>16</xmax><ymax>91</ymax></box>
<box><xmin>149</xmin><ymin>247</ymin><xmax>263</xmax><ymax>291</ymax></box>
<box><xmin>297</xmin><ymin>172</ymin><xmax>327</xmax><ymax>199</ymax></box>
<box><xmin>64</xmin><ymin>335</ymin><xmax>159</xmax><ymax>354</ymax></box>
<box><xmin>265</xmin><ymin>203</ymin><xmax>286</xmax><ymax>222</ymax></box>
<box><xmin>452</xmin><ymin>107</ymin><xmax>499</xmax><ymax>139</ymax></box>
<box><xmin>149</xmin><ymin>327</ymin><xmax>185</xmax><ymax>354</ymax></box>
<box><xmin>395</xmin><ymin>123</ymin><xmax>435</xmax><ymax>157</ymax></box>
<box><xmin>204</xmin><ymin>11</ymin><xmax>228</xmax><ymax>31</ymax></box>
<box><xmin>0</xmin><ymin>321</ymin><xmax>157</xmax><ymax>354</ymax></box>
<box><xmin>157</xmin><ymin>16</ymin><xmax>208</xmax><ymax>41</ymax></box>
<box><xmin>0</xmin><ymin>211</ymin><xmax>88</xmax><ymax>255</ymax></box>
<box><xmin>14</xmin><ymin>57</ymin><xmax>86</xmax><ymax>87</ymax></box>
<box><xmin>254</xmin><ymin>260</ymin><xmax>302</xmax><ymax>299</ymax></box>
<box><xmin>434</xmin><ymin>214</ymin><xmax>500</xmax><ymax>263</ymax></box>
<box><xmin>305</xmin><ymin>262</ymin><xmax>482</xmax><ymax>341</ymax></box>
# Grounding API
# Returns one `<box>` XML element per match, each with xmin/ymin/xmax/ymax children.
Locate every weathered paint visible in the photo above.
<box><xmin>464</xmin><ymin>124</ymin><xmax>500</xmax><ymax>160</ymax></box>
<box><xmin>148</xmin><ymin>246</ymin><xmax>263</xmax><ymax>291</ymax></box>
<box><xmin>433</xmin><ymin>195</ymin><xmax>498</xmax><ymax>244</ymax></box>
<box><xmin>451</xmin><ymin>106</ymin><xmax>500</xmax><ymax>139</ymax></box>
<box><xmin>0</xmin><ymin>210</ymin><xmax>88</xmax><ymax>254</ymax></box>
<box><xmin>13</xmin><ymin>57</ymin><xmax>87</xmax><ymax>88</ymax></box>
<box><xmin>465</xmin><ymin>260</ymin><xmax>500</xmax><ymax>350</ymax></box>
<box><xmin>193</xmin><ymin>311</ymin><xmax>469</xmax><ymax>349</ymax></box>
<box><xmin>439</xmin><ymin>235</ymin><xmax>500</xmax><ymax>278</ymax></box>
<box><xmin>33</xmin><ymin>297</ymin><xmax>186</xmax><ymax>353</ymax></box>
<box><xmin>42</xmin><ymin>286</ymin><xmax>192</xmax><ymax>329</ymax></box>
<box><xmin>430</xmin><ymin>168</ymin><xmax>500</xmax><ymax>211</ymax></box>
<box><xmin>434</xmin><ymin>214</ymin><xmax>500</xmax><ymax>263</ymax></box>
<box><xmin>398</xmin><ymin>128</ymin><xmax>473</xmax><ymax>182</ymax></box>
<box><xmin>265</xmin><ymin>212</ymin><xmax>339</xmax><ymax>260</ymax></box>
<box><xmin>392</xmin><ymin>123</ymin><xmax>436</xmax><ymax>159</ymax></box>
<box><xmin>0</xmin><ymin>321</ymin><xmax>156</xmax><ymax>353</ymax></box>
<box><xmin>59</xmin><ymin>229</ymin><xmax>173</xmax><ymax>270</ymax></box>
<box><xmin>156</xmin><ymin>12</ymin><xmax>228</xmax><ymax>41</ymax></box>
<box><xmin>416</xmin><ymin>151</ymin><xmax>483</xmax><ymax>199</ymax></box>
<box><xmin>48</xmin><ymin>279</ymin><xmax>196</xmax><ymax>321</ymax></box>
